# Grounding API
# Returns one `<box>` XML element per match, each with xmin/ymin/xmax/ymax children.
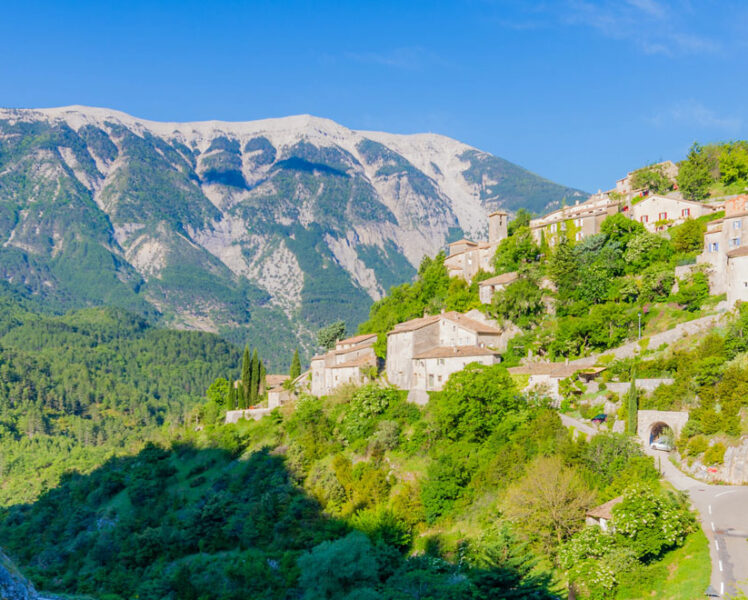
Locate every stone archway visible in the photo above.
<box><xmin>648</xmin><ymin>421</ymin><xmax>674</xmax><ymax>445</ymax></box>
<box><xmin>637</xmin><ymin>410</ymin><xmax>689</xmax><ymax>446</ymax></box>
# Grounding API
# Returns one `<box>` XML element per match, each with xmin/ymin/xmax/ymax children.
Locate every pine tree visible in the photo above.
<box><xmin>250</xmin><ymin>349</ymin><xmax>260</xmax><ymax>405</ymax></box>
<box><xmin>241</xmin><ymin>346</ymin><xmax>251</xmax><ymax>407</ymax></box>
<box><xmin>290</xmin><ymin>349</ymin><xmax>301</xmax><ymax>380</ymax></box>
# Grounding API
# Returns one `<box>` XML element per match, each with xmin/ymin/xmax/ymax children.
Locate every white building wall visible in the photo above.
<box><xmin>412</xmin><ymin>354</ymin><xmax>499</xmax><ymax>392</ymax></box>
<box><xmin>727</xmin><ymin>255</ymin><xmax>748</xmax><ymax>306</ymax></box>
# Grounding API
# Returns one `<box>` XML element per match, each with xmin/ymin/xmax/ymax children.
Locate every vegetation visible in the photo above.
<box><xmin>677</xmin><ymin>140</ymin><xmax>748</xmax><ymax>200</ymax></box>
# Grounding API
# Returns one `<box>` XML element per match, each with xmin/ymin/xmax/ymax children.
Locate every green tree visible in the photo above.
<box><xmin>493</xmin><ymin>226</ymin><xmax>539</xmax><ymax>274</ymax></box>
<box><xmin>672</xmin><ymin>218</ymin><xmax>705</xmax><ymax>253</ymax></box>
<box><xmin>250</xmin><ymin>349</ymin><xmax>260</xmax><ymax>405</ymax></box>
<box><xmin>227</xmin><ymin>380</ymin><xmax>236</xmax><ymax>410</ymax></box>
<box><xmin>504</xmin><ymin>456</ymin><xmax>595</xmax><ymax>553</ymax></box>
<box><xmin>489</xmin><ymin>278</ymin><xmax>544</xmax><ymax>327</ymax></box>
<box><xmin>719</xmin><ymin>141</ymin><xmax>748</xmax><ymax>186</ymax></box>
<box><xmin>627</xmin><ymin>369</ymin><xmax>638</xmax><ymax>435</ymax></box>
<box><xmin>431</xmin><ymin>363</ymin><xmax>522</xmax><ymax>442</ymax></box>
<box><xmin>630</xmin><ymin>164</ymin><xmax>674</xmax><ymax>194</ymax></box>
<box><xmin>290</xmin><ymin>349</ymin><xmax>302</xmax><ymax>379</ymax></box>
<box><xmin>548</xmin><ymin>238</ymin><xmax>579</xmax><ymax>301</ymax></box>
<box><xmin>241</xmin><ymin>345</ymin><xmax>251</xmax><ymax>409</ymax></box>
<box><xmin>678</xmin><ymin>142</ymin><xmax>715</xmax><ymax>201</ymax></box>
<box><xmin>599</xmin><ymin>213</ymin><xmax>645</xmax><ymax>249</ymax></box>
<box><xmin>317</xmin><ymin>321</ymin><xmax>347</xmax><ymax>350</ymax></box>
<box><xmin>508</xmin><ymin>208</ymin><xmax>533</xmax><ymax>236</ymax></box>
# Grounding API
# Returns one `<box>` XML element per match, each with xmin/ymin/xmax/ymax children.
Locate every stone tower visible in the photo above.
<box><xmin>488</xmin><ymin>210</ymin><xmax>508</xmax><ymax>245</ymax></box>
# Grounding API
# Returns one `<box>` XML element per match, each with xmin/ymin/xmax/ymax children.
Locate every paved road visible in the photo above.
<box><xmin>645</xmin><ymin>446</ymin><xmax>748</xmax><ymax>598</ymax></box>
<box><xmin>560</xmin><ymin>414</ymin><xmax>748</xmax><ymax>597</ymax></box>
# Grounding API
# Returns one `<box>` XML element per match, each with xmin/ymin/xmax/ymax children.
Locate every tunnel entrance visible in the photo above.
<box><xmin>649</xmin><ymin>421</ymin><xmax>674</xmax><ymax>446</ymax></box>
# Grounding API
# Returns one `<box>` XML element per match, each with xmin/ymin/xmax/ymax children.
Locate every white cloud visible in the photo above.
<box><xmin>651</xmin><ymin>100</ymin><xmax>743</xmax><ymax>133</ymax></box>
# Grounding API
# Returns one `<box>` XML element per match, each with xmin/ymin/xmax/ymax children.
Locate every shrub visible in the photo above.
<box><xmin>686</xmin><ymin>435</ymin><xmax>709</xmax><ymax>456</ymax></box>
<box><xmin>703</xmin><ymin>443</ymin><xmax>726</xmax><ymax>465</ymax></box>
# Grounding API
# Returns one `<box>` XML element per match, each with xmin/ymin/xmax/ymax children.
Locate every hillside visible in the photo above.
<box><xmin>0</xmin><ymin>107</ymin><xmax>584</xmax><ymax>366</ymax></box>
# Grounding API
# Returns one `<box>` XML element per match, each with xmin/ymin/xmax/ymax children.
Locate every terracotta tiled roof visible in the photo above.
<box><xmin>336</xmin><ymin>333</ymin><xmax>377</xmax><ymax>346</ymax></box>
<box><xmin>388</xmin><ymin>314</ymin><xmax>441</xmax><ymax>334</ymax></box>
<box><xmin>586</xmin><ymin>496</ymin><xmax>623</xmax><ymax>520</ymax></box>
<box><xmin>449</xmin><ymin>238</ymin><xmax>478</xmax><ymax>246</ymax></box>
<box><xmin>414</xmin><ymin>345</ymin><xmax>501</xmax><ymax>359</ymax></box>
<box><xmin>329</xmin><ymin>354</ymin><xmax>376</xmax><ymax>369</ymax></box>
<box><xmin>727</xmin><ymin>246</ymin><xmax>748</xmax><ymax>259</ymax></box>
<box><xmin>441</xmin><ymin>311</ymin><xmax>501</xmax><ymax>334</ymax></box>
<box><xmin>265</xmin><ymin>375</ymin><xmax>289</xmax><ymax>387</ymax></box>
<box><xmin>479</xmin><ymin>272</ymin><xmax>519</xmax><ymax>287</ymax></box>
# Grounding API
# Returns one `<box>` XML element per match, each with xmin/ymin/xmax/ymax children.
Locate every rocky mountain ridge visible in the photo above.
<box><xmin>0</xmin><ymin>106</ymin><xmax>584</xmax><ymax>365</ymax></box>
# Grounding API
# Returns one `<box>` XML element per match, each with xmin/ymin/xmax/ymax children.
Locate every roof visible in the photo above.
<box><xmin>388</xmin><ymin>314</ymin><xmax>441</xmax><ymax>334</ymax></box>
<box><xmin>336</xmin><ymin>333</ymin><xmax>377</xmax><ymax>346</ymax></box>
<box><xmin>265</xmin><ymin>374</ymin><xmax>289</xmax><ymax>387</ymax></box>
<box><xmin>388</xmin><ymin>311</ymin><xmax>501</xmax><ymax>336</ymax></box>
<box><xmin>634</xmin><ymin>194</ymin><xmax>718</xmax><ymax>210</ymax></box>
<box><xmin>586</xmin><ymin>496</ymin><xmax>624</xmax><ymax>520</ymax></box>
<box><xmin>727</xmin><ymin>246</ymin><xmax>748</xmax><ymax>259</ymax></box>
<box><xmin>329</xmin><ymin>354</ymin><xmax>376</xmax><ymax>369</ymax></box>
<box><xmin>725</xmin><ymin>211</ymin><xmax>748</xmax><ymax>220</ymax></box>
<box><xmin>489</xmin><ymin>210</ymin><xmax>508</xmax><ymax>216</ymax></box>
<box><xmin>448</xmin><ymin>238</ymin><xmax>478</xmax><ymax>246</ymax></box>
<box><xmin>479</xmin><ymin>272</ymin><xmax>519</xmax><ymax>287</ymax></box>
<box><xmin>414</xmin><ymin>345</ymin><xmax>501</xmax><ymax>359</ymax></box>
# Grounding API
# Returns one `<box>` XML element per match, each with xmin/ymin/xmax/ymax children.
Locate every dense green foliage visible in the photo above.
<box><xmin>0</xmin><ymin>295</ymin><xmax>240</xmax><ymax>504</ymax></box>
<box><xmin>677</xmin><ymin>140</ymin><xmax>748</xmax><ymax>200</ymax></box>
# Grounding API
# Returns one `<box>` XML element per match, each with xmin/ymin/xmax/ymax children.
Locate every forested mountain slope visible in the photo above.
<box><xmin>0</xmin><ymin>107</ymin><xmax>584</xmax><ymax>365</ymax></box>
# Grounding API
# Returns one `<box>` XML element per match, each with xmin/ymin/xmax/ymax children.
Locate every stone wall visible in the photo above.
<box><xmin>637</xmin><ymin>409</ymin><xmax>689</xmax><ymax>444</ymax></box>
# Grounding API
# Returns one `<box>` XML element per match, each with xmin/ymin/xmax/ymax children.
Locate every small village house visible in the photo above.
<box><xmin>411</xmin><ymin>345</ymin><xmax>501</xmax><ymax>392</ymax></box>
<box><xmin>478</xmin><ymin>271</ymin><xmax>518</xmax><ymax>304</ymax></box>
<box><xmin>529</xmin><ymin>195</ymin><xmax>620</xmax><ymax>246</ymax></box>
<box><xmin>443</xmin><ymin>211</ymin><xmax>508</xmax><ymax>281</ymax></box>
<box><xmin>629</xmin><ymin>194</ymin><xmax>718</xmax><ymax>232</ymax></box>
<box><xmin>586</xmin><ymin>497</ymin><xmax>623</xmax><ymax>532</ymax></box>
<box><xmin>310</xmin><ymin>333</ymin><xmax>378</xmax><ymax>397</ymax></box>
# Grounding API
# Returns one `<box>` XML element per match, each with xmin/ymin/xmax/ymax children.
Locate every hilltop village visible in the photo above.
<box><xmin>227</xmin><ymin>159</ymin><xmax>748</xmax><ymax>420</ymax></box>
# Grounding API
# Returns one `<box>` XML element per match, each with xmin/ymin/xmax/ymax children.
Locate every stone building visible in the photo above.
<box><xmin>586</xmin><ymin>497</ymin><xmax>623</xmax><ymax>532</ymax></box>
<box><xmin>310</xmin><ymin>333</ymin><xmax>378</xmax><ymax>397</ymax></box>
<box><xmin>615</xmin><ymin>160</ymin><xmax>678</xmax><ymax>197</ymax></box>
<box><xmin>443</xmin><ymin>211</ymin><xmax>508</xmax><ymax>281</ymax></box>
<box><xmin>698</xmin><ymin>195</ymin><xmax>748</xmax><ymax>306</ymax></box>
<box><xmin>478</xmin><ymin>271</ymin><xmax>518</xmax><ymax>304</ymax></box>
<box><xmin>411</xmin><ymin>345</ymin><xmax>501</xmax><ymax>392</ymax></box>
<box><xmin>529</xmin><ymin>195</ymin><xmax>620</xmax><ymax>246</ymax></box>
<box><xmin>629</xmin><ymin>194</ymin><xmax>718</xmax><ymax>232</ymax></box>
<box><xmin>386</xmin><ymin>310</ymin><xmax>503</xmax><ymax>390</ymax></box>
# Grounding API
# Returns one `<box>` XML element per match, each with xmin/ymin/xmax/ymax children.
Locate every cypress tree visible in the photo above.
<box><xmin>241</xmin><ymin>346</ymin><xmax>251</xmax><ymax>406</ymax></box>
<box><xmin>290</xmin><ymin>349</ymin><xmax>301</xmax><ymax>379</ymax></box>
<box><xmin>627</xmin><ymin>366</ymin><xmax>638</xmax><ymax>435</ymax></box>
<box><xmin>250</xmin><ymin>349</ymin><xmax>260</xmax><ymax>405</ymax></box>
<box><xmin>227</xmin><ymin>381</ymin><xmax>236</xmax><ymax>411</ymax></box>
<box><xmin>259</xmin><ymin>361</ymin><xmax>266</xmax><ymax>397</ymax></box>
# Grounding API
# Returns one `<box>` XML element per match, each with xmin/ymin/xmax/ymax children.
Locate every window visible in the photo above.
<box><xmin>641</xmin><ymin>215</ymin><xmax>649</xmax><ymax>223</ymax></box>
<box><xmin>730</xmin><ymin>237</ymin><xmax>741</xmax><ymax>248</ymax></box>
<box><xmin>682</xmin><ymin>208</ymin><xmax>690</xmax><ymax>217</ymax></box>
<box><xmin>560</xmin><ymin>221</ymin><xmax>567</xmax><ymax>231</ymax></box>
<box><xmin>437</xmin><ymin>375</ymin><xmax>442</xmax><ymax>383</ymax></box>
<box><xmin>658</xmin><ymin>212</ymin><xmax>668</xmax><ymax>220</ymax></box>
<box><xmin>575</xmin><ymin>231</ymin><xmax>583</xmax><ymax>241</ymax></box>
<box><xmin>437</xmin><ymin>358</ymin><xmax>445</xmax><ymax>366</ymax></box>
<box><xmin>575</xmin><ymin>218</ymin><xmax>582</xmax><ymax>227</ymax></box>
<box><xmin>550</xmin><ymin>223</ymin><xmax>557</xmax><ymax>233</ymax></box>
<box><xmin>710</xmin><ymin>242</ymin><xmax>720</xmax><ymax>252</ymax></box>
<box><xmin>734</xmin><ymin>221</ymin><xmax>742</xmax><ymax>230</ymax></box>
<box><xmin>428</xmin><ymin>374</ymin><xmax>434</xmax><ymax>387</ymax></box>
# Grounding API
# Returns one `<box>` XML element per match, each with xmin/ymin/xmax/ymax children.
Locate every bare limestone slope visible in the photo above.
<box><xmin>0</xmin><ymin>106</ymin><xmax>584</xmax><ymax>365</ymax></box>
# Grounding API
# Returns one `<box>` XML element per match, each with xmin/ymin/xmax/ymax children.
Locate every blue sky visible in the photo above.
<box><xmin>2</xmin><ymin>0</ymin><xmax>746</xmax><ymax>192</ymax></box>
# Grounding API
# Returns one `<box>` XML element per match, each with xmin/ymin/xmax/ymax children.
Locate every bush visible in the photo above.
<box><xmin>686</xmin><ymin>435</ymin><xmax>709</xmax><ymax>456</ymax></box>
<box><xmin>703</xmin><ymin>443</ymin><xmax>726</xmax><ymax>465</ymax></box>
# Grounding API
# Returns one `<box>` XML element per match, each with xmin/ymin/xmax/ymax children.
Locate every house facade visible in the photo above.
<box><xmin>698</xmin><ymin>195</ymin><xmax>748</xmax><ymax>306</ymax></box>
<box><xmin>411</xmin><ymin>346</ymin><xmax>501</xmax><ymax>392</ymax></box>
<box><xmin>478</xmin><ymin>271</ymin><xmax>518</xmax><ymax>304</ymax></box>
<box><xmin>386</xmin><ymin>311</ymin><xmax>502</xmax><ymax>390</ymax></box>
<box><xmin>529</xmin><ymin>196</ymin><xmax>620</xmax><ymax>246</ymax></box>
<box><xmin>443</xmin><ymin>211</ymin><xmax>508</xmax><ymax>281</ymax></box>
<box><xmin>310</xmin><ymin>333</ymin><xmax>378</xmax><ymax>397</ymax></box>
<box><xmin>629</xmin><ymin>195</ymin><xmax>717</xmax><ymax>232</ymax></box>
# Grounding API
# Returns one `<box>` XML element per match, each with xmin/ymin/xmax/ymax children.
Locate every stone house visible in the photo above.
<box><xmin>266</xmin><ymin>374</ymin><xmax>290</xmax><ymax>409</ymax></box>
<box><xmin>478</xmin><ymin>271</ymin><xmax>518</xmax><ymax>304</ymax></box>
<box><xmin>386</xmin><ymin>311</ymin><xmax>503</xmax><ymax>390</ymax></box>
<box><xmin>615</xmin><ymin>160</ymin><xmax>678</xmax><ymax>197</ymax></box>
<box><xmin>529</xmin><ymin>195</ymin><xmax>620</xmax><ymax>246</ymax></box>
<box><xmin>698</xmin><ymin>195</ymin><xmax>748</xmax><ymax>306</ymax></box>
<box><xmin>585</xmin><ymin>497</ymin><xmax>623</xmax><ymax>532</ymax></box>
<box><xmin>411</xmin><ymin>345</ymin><xmax>501</xmax><ymax>392</ymax></box>
<box><xmin>629</xmin><ymin>194</ymin><xmax>718</xmax><ymax>232</ymax></box>
<box><xmin>311</xmin><ymin>333</ymin><xmax>378</xmax><ymax>397</ymax></box>
<box><xmin>443</xmin><ymin>211</ymin><xmax>508</xmax><ymax>281</ymax></box>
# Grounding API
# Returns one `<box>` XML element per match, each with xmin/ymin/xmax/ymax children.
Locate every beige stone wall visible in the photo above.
<box><xmin>727</xmin><ymin>255</ymin><xmax>748</xmax><ymax>306</ymax></box>
<box><xmin>630</xmin><ymin>196</ymin><xmax>714</xmax><ymax>232</ymax></box>
<box><xmin>412</xmin><ymin>353</ymin><xmax>499</xmax><ymax>392</ymax></box>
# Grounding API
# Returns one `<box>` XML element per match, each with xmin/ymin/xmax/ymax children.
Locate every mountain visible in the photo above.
<box><xmin>0</xmin><ymin>106</ymin><xmax>585</xmax><ymax>365</ymax></box>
